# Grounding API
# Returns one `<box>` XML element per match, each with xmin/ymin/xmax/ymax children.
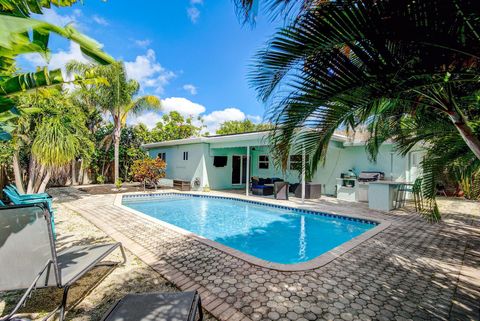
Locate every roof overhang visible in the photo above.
<box><xmin>141</xmin><ymin>130</ymin><xmax>348</xmax><ymax>150</ymax></box>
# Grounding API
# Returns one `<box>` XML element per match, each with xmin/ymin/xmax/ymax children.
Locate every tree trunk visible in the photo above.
<box><xmin>449</xmin><ymin>111</ymin><xmax>480</xmax><ymax>160</ymax></box>
<box><xmin>33</xmin><ymin>165</ymin><xmax>46</xmax><ymax>193</ymax></box>
<box><xmin>38</xmin><ymin>168</ymin><xmax>51</xmax><ymax>193</ymax></box>
<box><xmin>12</xmin><ymin>151</ymin><xmax>25</xmax><ymax>194</ymax></box>
<box><xmin>71</xmin><ymin>160</ymin><xmax>78</xmax><ymax>186</ymax></box>
<box><xmin>113</xmin><ymin>123</ymin><xmax>121</xmax><ymax>184</ymax></box>
<box><xmin>78</xmin><ymin>160</ymin><xmax>84</xmax><ymax>184</ymax></box>
<box><xmin>83</xmin><ymin>170</ymin><xmax>90</xmax><ymax>184</ymax></box>
<box><xmin>26</xmin><ymin>157</ymin><xmax>36</xmax><ymax>194</ymax></box>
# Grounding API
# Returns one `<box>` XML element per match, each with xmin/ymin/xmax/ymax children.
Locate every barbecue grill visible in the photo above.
<box><xmin>357</xmin><ymin>171</ymin><xmax>385</xmax><ymax>182</ymax></box>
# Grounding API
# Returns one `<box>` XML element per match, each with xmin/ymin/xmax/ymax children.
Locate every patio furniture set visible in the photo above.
<box><xmin>0</xmin><ymin>186</ymin><xmax>203</xmax><ymax>321</ymax></box>
<box><xmin>250</xmin><ymin>177</ymin><xmax>322</xmax><ymax>200</ymax></box>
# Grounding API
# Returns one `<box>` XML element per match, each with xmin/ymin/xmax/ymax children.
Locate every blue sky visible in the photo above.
<box><xmin>18</xmin><ymin>1</ymin><xmax>282</xmax><ymax>132</ymax></box>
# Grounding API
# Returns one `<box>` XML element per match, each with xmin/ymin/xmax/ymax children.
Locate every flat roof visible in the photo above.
<box><xmin>141</xmin><ymin>130</ymin><xmax>348</xmax><ymax>149</ymax></box>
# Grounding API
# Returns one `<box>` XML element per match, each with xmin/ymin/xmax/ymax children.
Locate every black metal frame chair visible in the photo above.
<box><xmin>0</xmin><ymin>203</ymin><xmax>126</xmax><ymax>321</ymax></box>
<box><xmin>101</xmin><ymin>291</ymin><xmax>203</xmax><ymax>321</ymax></box>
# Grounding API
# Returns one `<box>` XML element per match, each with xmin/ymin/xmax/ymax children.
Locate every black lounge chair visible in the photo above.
<box><xmin>101</xmin><ymin>291</ymin><xmax>203</xmax><ymax>321</ymax></box>
<box><xmin>0</xmin><ymin>203</ymin><xmax>126</xmax><ymax>321</ymax></box>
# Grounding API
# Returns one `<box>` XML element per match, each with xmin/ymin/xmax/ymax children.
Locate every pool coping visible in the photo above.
<box><xmin>114</xmin><ymin>191</ymin><xmax>391</xmax><ymax>271</ymax></box>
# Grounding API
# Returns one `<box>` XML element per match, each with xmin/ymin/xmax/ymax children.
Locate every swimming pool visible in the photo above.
<box><xmin>122</xmin><ymin>194</ymin><xmax>379</xmax><ymax>266</ymax></box>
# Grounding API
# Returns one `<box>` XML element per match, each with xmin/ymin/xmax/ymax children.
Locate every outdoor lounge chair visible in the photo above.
<box><xmin>101</xmin><ymin>291</ymin><xmax>203</xmax><ymax>321</ymax></box>
<box><xmin>4</xmin><ymin>185</ymin><xmax>53</xmax><ymax>210</ymax></box>
<box><xmin>6</xmin><ymin>184</ymin><xmax>51</xmax><ymax>199</ymax></box>
<box><xmin>3</xmin><ymin>186</ymin><xmax>57</xmax><ymax>237</ymax></box>
<box><xmin>0</xmin><ymin>203</ymin><xmax>126</xmax><ymax>321</ymax></box>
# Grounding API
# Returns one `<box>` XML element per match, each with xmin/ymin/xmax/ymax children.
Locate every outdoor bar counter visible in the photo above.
<box><xmin>368</xmin><ymin>181</ymin><xmax>402</xmax><ymax>211</ymax></box>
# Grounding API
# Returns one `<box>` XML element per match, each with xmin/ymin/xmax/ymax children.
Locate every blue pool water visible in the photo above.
<box><xmin>122</xmin><ymin>195</ymin><xmax>376</xmax><ymax>264</ymax></box>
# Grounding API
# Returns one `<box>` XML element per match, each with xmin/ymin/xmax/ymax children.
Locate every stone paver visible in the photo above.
<box><xmin>53</xmin><ymin>188</ymin><xmax>480</xmax><ymax>321</ymax></box>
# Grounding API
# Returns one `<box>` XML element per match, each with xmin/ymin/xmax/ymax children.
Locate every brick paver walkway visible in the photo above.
<box><xmin>54</xmin><ymin>188</ymin><xmax>480</xmax><ymax>321</ymax></box>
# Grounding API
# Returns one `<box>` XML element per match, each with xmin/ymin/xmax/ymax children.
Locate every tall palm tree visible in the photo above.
<box><xmin>235</xmin><ymin>0</ymin><xmax>480</xmax><ymax>219</ymax></box>
<box><xmin>67</xmin><ymin>61</ymin><xmax>161</xmax><ymax>183</ymax></box>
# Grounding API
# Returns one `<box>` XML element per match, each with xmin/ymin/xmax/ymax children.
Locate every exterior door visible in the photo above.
<box><xmin>232</xmin><ymin>155</ymin><xmax>248</xmax><ymax>185</ymax></box>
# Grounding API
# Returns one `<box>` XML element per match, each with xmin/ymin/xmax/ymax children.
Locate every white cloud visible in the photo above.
<box><xmin>34</xmin><ymin>8</ymin><xmax>83</xmax><ymax>29</ymax></box>
<box><xmin>183</xmin><ymin>84</ymin><xmax>197</xmax><ymax>95</ymax></box>
<box><xmin>23</xmin><ymin>42</ymin><xmax>90</xmax><ymax>78</ymax></box>
<box><xmin>129</xmin><ymin>96</ymin><xmax>261</xmax><ymax>133</ymax></box>
<box><xmin>204</xmin><ymin>108</ymin><xmax>247</xmax><ymax>132</ymax></box>
<box><xmin>187</xmin><ymin>0</ymin><xmax>203</xmax><ymax>23</ymax></box>
<box><xmin>128</xmin><ymin>97</ymin><xmax>205</xmax><ymax>129</ymax></box>
<box><xmin>124</xmin><ymin>49</ymin><xmax>175</xmax><ymax>94</ymax></box>
<box><xmin>161</xmin><ymin>97</ymin><xmax>206</xmax><ymax>116</ymax></box>
<box><xmin>92</xmin><ymin>14</ymin><xmax>109</xmax><ymax>26</ymax></box>
<box><xmin>128</xmin><ymin>111</ymin><xmax>161</xmax><ymax>129</ymax></box>
<box><xmin>187</xmin><ymin>7</ymin><xmax>200</xmax><ymax>23</ymax></box>
<box><xmin>134</xmin><ymin>39</ymin><xmax>152</xmax><ymax>48</ymax></box>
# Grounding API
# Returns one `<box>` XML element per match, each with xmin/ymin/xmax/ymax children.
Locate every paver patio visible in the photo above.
<box><xmin>53</xmin><ymin>187</ymin><xmax>480</xmax><ymax>321</ymax></box>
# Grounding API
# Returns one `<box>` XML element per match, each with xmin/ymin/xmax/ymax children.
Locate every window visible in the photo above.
<box><xmin>289</xmin><ymin>154</ymin><xmax>309</xmax><ymax>170</ymax></box>
<box><xmin>183</xmin><ymin>151</ymin><xmax>189</xmax><ymax>161</ymax></box>
<box><xmin>258</xmin><ymin>155</ymin><xmax>269</xmax><ymax>169</ymax></box>
<box><xmin>157</xmin><ymin>152</ymin><xmax>166</xmax><ymax>161</ymax></box>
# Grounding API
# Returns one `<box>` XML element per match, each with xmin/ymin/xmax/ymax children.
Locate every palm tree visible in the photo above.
<box><xmin>67</xmin><ymin>61</ymin><xmax>161</xmax><ymax>183</ymax></box>
<box><xmin>12</xmin><ymin>88</ymin><xmax>94</xmax><ymax>193</ymax></box>
<box><xmin>364</xmin><ymin>101</ymin><xmax>479</xmax><ymax>220</ymax></box>
<box><xmin>0</xmin><ymin>0</ymin><xmax>115</xmax><ymax>140</ymax></box>
<box><xmin>235</xmin><ymin>0</ymin><xmax>480</xmax><ymax>219</ymax></box>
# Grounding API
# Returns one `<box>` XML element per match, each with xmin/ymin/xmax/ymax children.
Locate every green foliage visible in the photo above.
<box><xmin>96</xmin><ymin>175</ymin><xmax>105</xmax><ymax>184</ymax></box>
<box><xmin>147</xmin><ymin>111</ymin><xmax>204</xmax><ymax>142</ymax></box>
<box><xmin>0</xmin><ymin>0</ymin><xmax>114</xmax><ymax>139</ymax></box>
<box><xmin>0</xmin><ymin>140</ymin><xmax>14</xmax><ymax>164</ymax></box>
<box><xmin>115</xmin><ymin>178</ymin><xmax>123</xmax><ymax>189</ymax></box>
<box><xmin>244</xmin><ymin>0</ymin><xmax>480</xmax><ymax>220</ymax></box>
<box><xmin>90</xmin><ymin>124</ymin><xmax>150</xmax><ymax>182</ymax></box>
<box><xmin>17</xmin><ymin>88</ymin><xmax>93</xmax><ymax>167</ymax></box>
<box><xmin>216</xmin><ymin>119</ymin><xmax>272</xmax><ymax>135</ymax></box>
<box><xmin>67</xmin><ymin>61</ymin><xmax>161</xmax><ymax>182</ymax></box>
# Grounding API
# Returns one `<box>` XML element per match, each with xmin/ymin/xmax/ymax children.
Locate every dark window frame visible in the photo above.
<box><xmin>258</xmin><ymin>155</ymin><xmax>269</xmax><ymax>169</ymax></box>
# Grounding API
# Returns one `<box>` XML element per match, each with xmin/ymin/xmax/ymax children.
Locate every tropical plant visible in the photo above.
<box><xmin>90</xmin><ymin>124</ymin><xmax>150</xmax><ymax>182</ymax></box>
<box><xmin>130</xmin><ymin>158</ymin><xmax>166</xmax><ymax>190</ymax></box>
<box><xmin>364</xmin><ymin>103</ymin><xmax>479</xmax><ymax>220</ymax></box>
<box><xmin>216</xmin><ymin>119</ymin><xmax>272</xmax><ymax>135</ymax></box>
<box><xmin>67</xmin><ymin>61</ymin><xmax>161</xmax><ymax>183</ymax></box>
<box><xmin>148</xmin><ymin>111</ymin><xmax>205</xmax><ymax>143</ymax></box>
<box><xmin>0</xmin><ymin>0</ymin><xmax>115</xmax><ymax>139</ymax></box>
<box><xmin>236</xmin><ymin>0</ymin><xmax>480</xmax><ymax>220</ymax></box>
<box><xmin>12</xmin><ymin>88</ymin><xmax>94</xmax><ymax>193</ymax></box>
<box><xmin>115</xmin><ymin>178</ymin><xmax>123</xmax><ymax>190</ymax></box>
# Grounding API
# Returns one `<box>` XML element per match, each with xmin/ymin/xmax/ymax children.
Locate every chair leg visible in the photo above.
<box><xmin>197</xmin><ymin>295</ymin><xmax>203</xmax><ymax>321</ymax></box>
<box><xmin>58</xmin><ymin>286</ymin><xmax>70</xmax><ymax>321</ymax></box>
<box><xmin>413</xmin><ymin>192</ymin><xmax>417</xmax><ymax>212</ymax></box>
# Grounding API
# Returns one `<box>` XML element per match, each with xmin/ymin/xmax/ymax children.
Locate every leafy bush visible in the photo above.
<box><xmin>131</xmin><ymin>158</ymin><xmax>167</xmax><ymax>189</ymax></box>
<box><xmin>115</xmin><ymin>178</ymin><xmax>123</xmax><ymax>190</ymax></box>
<box><xmin>96</xmin><ymin>175</ymin><xmax>106</xmax><ymax>184</ymax></box>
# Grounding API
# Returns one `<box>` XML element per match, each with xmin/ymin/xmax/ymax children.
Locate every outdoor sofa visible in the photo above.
<box><xmin>251</xmin><ymin>177</ymin><xmax>284</xmax><ymax>196</ymax></box>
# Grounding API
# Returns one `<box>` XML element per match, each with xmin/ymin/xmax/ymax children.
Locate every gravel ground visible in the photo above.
<box><xmin>0</xmin><ymin>201</ymin><xmax>216</xmax><ymax>321</ymax></box>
